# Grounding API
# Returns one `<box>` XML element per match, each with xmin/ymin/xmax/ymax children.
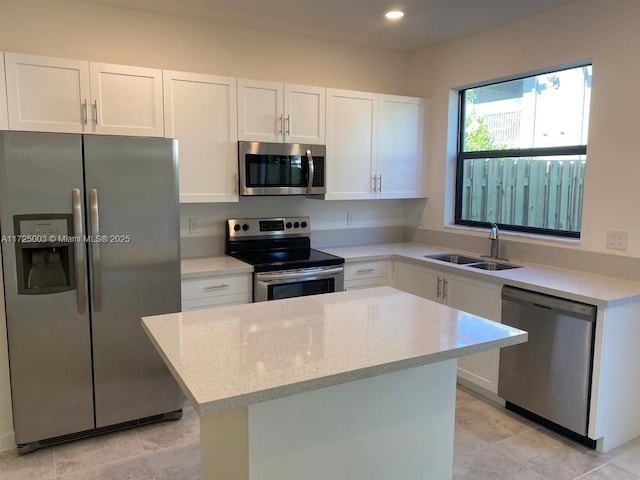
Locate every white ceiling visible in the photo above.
<box><xmin>82</xmin><ymin>0</ymin><xmax>577</xmax><ymax>53</ymax></box>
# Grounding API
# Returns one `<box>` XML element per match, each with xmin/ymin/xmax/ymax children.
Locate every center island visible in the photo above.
<box><xmin>142</xmin><ymin>286</ymin><xmax>527</xmax><ymax>480</ymax></box>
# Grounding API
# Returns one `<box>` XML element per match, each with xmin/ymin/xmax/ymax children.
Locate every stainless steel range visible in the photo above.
<box><xmin>226</xmin><ymin>217</ymin><xmax>344</xmax><ymax>302</ymax></box>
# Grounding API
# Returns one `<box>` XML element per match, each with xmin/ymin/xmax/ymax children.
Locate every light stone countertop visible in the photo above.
<box><xmin>181</xmin><ymin>255</ymin><xmax>252</xmax><ymax>279</ymax></box>
<box><xmin>179</xmin><ymin>242</ymin><xmax>640</xmax><ymax>307</ymax></box>
<box><xmin>142</xmin><ymin>286</ymin><xmax>526</xmax><ymax>416</ymax></box>
<box><xmin>323</xmin><ymin>243</ymin><xmax>640</xmax><ymax>308</ymax></box>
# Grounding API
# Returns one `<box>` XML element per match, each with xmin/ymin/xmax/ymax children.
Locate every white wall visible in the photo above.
<box><xmin>0</xmin><ymin>0</ymin><xmax>408</xmax><ymax>93</ymax></box>
<box><xmin>407</xmin><ymin>0</ymin><xmax>640</xmax><ymax>257</ymax></box>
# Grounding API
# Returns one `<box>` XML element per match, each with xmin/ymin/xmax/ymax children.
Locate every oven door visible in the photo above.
<box><xmin>254</xmin><ymin>266</ymin><xmax>344</xmax><ymax>302</ymax></box>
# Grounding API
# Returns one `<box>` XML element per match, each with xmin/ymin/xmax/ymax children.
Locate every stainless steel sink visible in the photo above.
<box><xmin>468</xmin><ymin>261</ymin><xmax>522</xmax><ymax>271</ymax></box>
<box><xmin>425</xmin><ymin>253</ymin><xmax>482</xmax><ymax>265</ymax></box>
<box><xmin>425</xmin><ymin>253</ymin><xmax>523</xmax><ymax>271</ymax></box>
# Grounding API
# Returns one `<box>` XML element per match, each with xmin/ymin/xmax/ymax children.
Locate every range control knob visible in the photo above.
<box><xmin>242</xmin><ymin>224</ymin><xmax>250</xmax><ymax>231</ymax></box>
<box><xmin>286</xmin><ymin>222</ymin><xmax>293</xmax><ymax>229</ymax></box>
<box><xmin>233</xmin><ymin>224</ymin><xmax>241</xmax><ymax>232</ymax></box>
<box><xmin>301</xmin><ymin>221</ymin><xmax>308</xmax><ymax>228</ymax></box>
<box><xmin>293</xmin><ymin>221</ymin><xmax>300</xmax><ymax>228</ymax></box>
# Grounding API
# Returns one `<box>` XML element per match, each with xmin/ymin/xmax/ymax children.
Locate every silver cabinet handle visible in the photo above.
<box><xmin>72</xmin><ymin>189</ymin><xmax>86</xmax><ymax>314</ymax></box>
<box><xmin>81</xmin><ymin>100</ymin><xmax>88</xmax><ymax>126</ymax></box>
<box><xmin>92</xmin><ymin>100</ymin><xmax>98</xmax><ymax>125</ymax></box>
<box><xmin>356</xmin><ymin>268</ymin><xmax>376</xmax><ymax>274</ymax></box>
<box><xmin>436</xmin><ymin>277</ymin><xmax>442</xmax><ymax>299</ymax></box>
<box><xmin>371</xmin><ymin>175</ymin><xmax>377</xmax><ymax>193</ymax></box>
<box><xmin>89</xmin><ymin>189</ymin><xmax>102</xmax><ymax>312</ymax></box>
<box><xmin>378</xmin><ymin>174</ymin><xmax>383</xmax><ymax>192</ymax></box>
<box><xmin>286</xmin><ymin>114</ymin><xmax>291</xmax><ymax>135</ymax></box>
<box><xmin>205</xmin><ymin>284</ymin><xmax>230</xmax><ymax>290</ymax></box>
<box><xmin>306</xmin><ymin>149</ymin><xmax>314</xmax><ymax>193</ymax></box>
<box><xmin>278</xmin><ymin>114</ymin><xmax>284</xmax><ymax>135</ymax></box>
<box><xmin>442</xmin><ymin>278</ymin><xmax>448</xmax><ymax>301</ymax></box>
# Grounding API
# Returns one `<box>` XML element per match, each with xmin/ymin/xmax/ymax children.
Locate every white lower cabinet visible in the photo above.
<box><xmin>181</xmin><ymin>273</ymin><xmax>251</xmax><ymax>311</ymax></box>
<box><xmin>344</xmin><ymin>260</ymin><xmax>390</xmax><ymax>290</ymax></box>
<box><xmin>393</xmin><ymin>260</ymin><xmax>502</xmax><ymax>395</ymax></box>
<box><xmin>447</xmin><ymin>275</ymin><xmax>502</xmax><ymax>395</ymax></box>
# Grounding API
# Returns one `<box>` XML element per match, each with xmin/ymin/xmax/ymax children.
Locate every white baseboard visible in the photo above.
<box><xmin>457</xmin><ymin>376</ymin><xmax>505</xmax><ymax>406</ymax></box>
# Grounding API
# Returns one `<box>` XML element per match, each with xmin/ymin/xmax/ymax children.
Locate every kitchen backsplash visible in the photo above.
<box><xmin>180</xmin><ymin>226</ymin><xmax>405</xmax><ymax>258</ymax></box>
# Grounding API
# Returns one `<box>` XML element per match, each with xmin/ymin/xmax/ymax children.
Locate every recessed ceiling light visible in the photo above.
<box><xmin>384</xmin><ymin>9</ymin><xmax>405</xmax><ymax>20</ymax></box>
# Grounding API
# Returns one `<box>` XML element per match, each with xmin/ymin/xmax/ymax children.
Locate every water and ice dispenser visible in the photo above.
<box><xmin>13</xmin><ymin>214</ymin><xmax>76</xmax><ymax>294</ymax></box>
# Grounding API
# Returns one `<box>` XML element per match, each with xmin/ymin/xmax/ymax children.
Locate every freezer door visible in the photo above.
<box><xmin>82</xmin><ymin>135</ymin><xmax>182</xmax><ymax>427</ymax></box>
<box><xmin>0</xmin><ymin>132</ymin><xmax>94</xmax><ymax>444</ymax></box>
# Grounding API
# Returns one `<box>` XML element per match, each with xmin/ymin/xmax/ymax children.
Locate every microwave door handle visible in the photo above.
<box><xmin>306</xmin><ymin>149</ymin><xmax>314</xmax><ymax>193</ymax></box>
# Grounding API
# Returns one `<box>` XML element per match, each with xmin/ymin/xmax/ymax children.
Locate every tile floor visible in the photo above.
<box><xmin>1</xmin><ymin>386</ymin><xmax>640</xmax><ymax>480</ymax></box>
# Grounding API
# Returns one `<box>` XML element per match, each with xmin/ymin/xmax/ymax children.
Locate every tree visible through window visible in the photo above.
<box><xmin>456</xmin><ymin>64</ymin><xmax>592</xmax><ymax>237</ymax></box>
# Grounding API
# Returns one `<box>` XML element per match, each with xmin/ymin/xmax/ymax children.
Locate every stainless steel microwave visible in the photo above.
<box><xmin>238</xmin><ymin>141</ymin><xmax>326</xmax><ymax>196</ymax></box>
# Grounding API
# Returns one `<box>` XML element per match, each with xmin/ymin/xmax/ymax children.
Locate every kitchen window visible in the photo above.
<box><xmin>455</xmin><ymin>64</ymin><xmax>592</xmax><ymax>238</ymax></box>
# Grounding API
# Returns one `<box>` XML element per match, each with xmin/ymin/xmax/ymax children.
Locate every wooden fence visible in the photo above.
<box><xmin>460</xmin><ymin>158</ymin><xmax>585</xmax><ymax>232</ymax></box>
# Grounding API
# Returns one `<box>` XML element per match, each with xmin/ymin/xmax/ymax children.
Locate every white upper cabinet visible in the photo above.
<box><xmin>377</xmin><ymin>95</ymin><xmax>426</xmax><ymax>198</ymax></box>
<box><xmin>326</xmin><ymin>89</ymin><xmax>427</xmax><ymax>200</ymax></box>
<box><xmin>237</xmin><ymin>79</ymin><xmax>283</xmax><ymax>142</ymax></box>
<box><xmin>4</xmin><ymin>53</ymin><xmax>163</xmax><ymax>136</ymax></box>
<box><xmin>5</xmin><ymin>53</ymin><xmax>90</xmax><ymax>133</ymax></box>
<box><xmin>0</xmin><ymin>53</ymin><xmax>8</xmax><ymax>130</ymax></box>
<box><xmin>283</xmin><ymin>83</ymin><xmax>325</xmax><ymax>144</ymax></box>
<box><xmin>237</xmin><ymin>79</ymin><xmax>325</xmax><ymax>144</ymax></box>
<box><xmin>90</xmin><ymin>62</ymin><xmax>163</xmax><ymax>137</ymax></box>
<box><xmin>325</xmin><ymin>89</ymin><xmax>378</xmax><ymax>200</ymax></box>
<box><xmin>163</xmin><ymin>70</ymin><xmax>238</xmax><ymax>203</ymax></box>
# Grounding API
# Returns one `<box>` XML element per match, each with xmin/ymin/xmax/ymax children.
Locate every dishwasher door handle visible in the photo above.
<box><xmin>502</xmin><ymin>286</ymin><xmax>596</xmax><ymax>318</ymax></box>
<box><xmin>533</xmin><ymin>303</ymin><xmax>552</xmax><ymax>310</ymax></box>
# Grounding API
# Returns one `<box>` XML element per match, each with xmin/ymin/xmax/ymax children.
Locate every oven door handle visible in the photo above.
<box><xmin>306</xmin><ymin>149</ymin><xmax>314</xmax><ymax>194</ymax></box>
<box><xmin>256</xmin><ymin>266</ymin><xmax>343</xmax><ymax>282</ymax></box>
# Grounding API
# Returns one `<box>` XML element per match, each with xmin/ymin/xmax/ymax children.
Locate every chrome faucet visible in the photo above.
<box><xmin>488</xmin><ymin>222</ymin><xmax>501</xmax><ymax>259</ymax></box>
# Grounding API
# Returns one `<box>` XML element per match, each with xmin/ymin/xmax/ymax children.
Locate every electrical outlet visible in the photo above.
<box><xmin>606</xmin><ymin>230</ymin><xmax>628</xmax><ymax>251</ymax></box>
<box><xmin>347</xmin><ymin>212</ymin><xmax>353</xmax><ymax>225</ymax></box>
<box><xmin>189</xmin><ymin>217</ymin><xmax>199</xmax><ymax>234</ymax></box>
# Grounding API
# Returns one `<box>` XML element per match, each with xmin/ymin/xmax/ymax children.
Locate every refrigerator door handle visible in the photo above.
<box><xmin>72</xmin><ymin>188</ymin><xmax>87</xmax><ymax>314</ymax></box>
<box><xmin>89</xmin><ymin>189</ymin><xmax>102</xmax><ymax>312</ymax></box>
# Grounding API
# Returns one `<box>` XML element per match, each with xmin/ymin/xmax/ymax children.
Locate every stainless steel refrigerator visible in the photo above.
<box><xmin>0</xmin><ymin>131</ymin><xmax>183</xmax><ymax>453</ymax></box>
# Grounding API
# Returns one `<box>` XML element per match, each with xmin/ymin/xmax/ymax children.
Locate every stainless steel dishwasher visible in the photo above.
<box><xmin>498</xmin><ymin>286</ymin><xmax>597</xmax><ymax>447</ymax></box>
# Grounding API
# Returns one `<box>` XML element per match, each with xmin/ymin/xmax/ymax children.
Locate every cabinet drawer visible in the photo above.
<box><xmin>345</xmin><ymin>277</ymin><xmax>387</xmax><ymax>291</ymax></box>
<box><xmin>181</xmin><ymin>293</ymin><xmax>251</xmax><ymax>311</ymax></box>
<box><xmin>345</xmin><ymin>261</ymin><xmax>388</xmax><ymax>281</ymax></box>
<box><xmin>182</xmin><ymin>274</ymin><xmax>251</xmax><ymax>301</ymax></box>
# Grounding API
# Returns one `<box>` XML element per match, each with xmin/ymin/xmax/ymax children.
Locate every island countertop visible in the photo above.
<box><xmin>142</xmin><ymin>286</ymin><xmax>526</xmax><ymax>417</ymax></box>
